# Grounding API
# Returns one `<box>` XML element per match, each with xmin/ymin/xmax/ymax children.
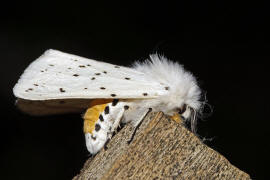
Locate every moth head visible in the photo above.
<box><xmin>161</xmin><ymin>80</ymin><xmax>201</xmax><ymax>118</ymax></box>
<box><xmin>169</xmin><ymin>103</ymin><xmax>191</xmax><ymax>123</ymax></box>
<box><xmin>157</xmin><ymin>63</ymin><xmax>202</xmax><ymax>133</ymax></box>
<box><xmin>169</xmin><ymin>103</ymin><xmax>192</xmax><ymax>119</ymax></box>
<box><xmin>173</xmin><ymin>104</ymin><xmax>197</xmax><ymax>132</ymax></box>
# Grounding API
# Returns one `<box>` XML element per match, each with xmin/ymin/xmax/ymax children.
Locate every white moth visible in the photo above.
<box><xmin>13</xmin><ymin>49</ymin><xmax>202</xmax><ymax>154</ymax></box>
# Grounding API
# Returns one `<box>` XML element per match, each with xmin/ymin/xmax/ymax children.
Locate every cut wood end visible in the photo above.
<box><xmin>74</xmin><ymin>112</ymin><xmax>251</xmax><ymax>180</ymax></box>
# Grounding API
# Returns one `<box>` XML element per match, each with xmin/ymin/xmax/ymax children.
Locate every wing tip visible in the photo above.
<box><xmin>44</xmin><ymin>49</ymin><xmax>61</xmax><ymax>56</ymax></box>
<box><xmin>13</xmin><ymin>84</ymin><xmax>40</xmax><ymax>101</ymax></box>
<box><xmin>13</xmin><ymin>84</ymin><xmax>21</xmax><ymax>98</ymax></box>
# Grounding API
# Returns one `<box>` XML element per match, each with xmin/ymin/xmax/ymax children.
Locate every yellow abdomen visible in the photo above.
<box><xmin>83</xmin><ymin>99</ymin><xmax>112</xmax><ymax>134</ymax></box>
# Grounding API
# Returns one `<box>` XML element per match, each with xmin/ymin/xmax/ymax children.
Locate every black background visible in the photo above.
<box><xmin>1</xmin><ymin>1</ymin><xmax>269</xmax><ymax>179</ymax></box>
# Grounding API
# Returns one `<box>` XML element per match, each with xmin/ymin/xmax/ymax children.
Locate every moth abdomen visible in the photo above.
<box><xmin>84</xmin><ymin>99</ymin><xmax>128</xmax><ymax>154</ymax></box>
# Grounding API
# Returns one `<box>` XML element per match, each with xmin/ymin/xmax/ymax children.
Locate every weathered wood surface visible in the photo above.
<box><xmin>74</xmin><ymin>112</ymin><xmax>251</xmax><ymax>180</ymax></box>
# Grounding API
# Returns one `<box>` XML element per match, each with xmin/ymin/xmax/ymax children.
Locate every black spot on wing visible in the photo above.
<box><xmin>100</xmin><ymin>87</ymin><xmax>106</xmax><ymax>90</ymax></box>
<box><xmin>33</xmin><ymin>84</ymin><xmax>39</xmax><ymax>86</ymax></box>
<box><xmin>84</xmin><ymin>88</ymin><xmax>88</xmax><ymax>90</ymax></box>
<box><xmin>91</xmin><ymin>77</ymin><xmax>95</xmax><ymax>80</ymax></box>
<box><xmin>87</xmin><ymin>64</ymin><xmax>91</xmax><ymax>66</ymax></box>
<box><xmin>125</xmin><ymin>77</ymin><xmax>130</xmax><ymax>80</ymax></box>
<box><xmin>95</xmin><ymin>73</ymin><xmax>101</xmax><ymax>75</ymax></box>
<box><xmin>143</xmin><ymin>93</ymin><xmax>148</xmax><ymax>96</ymax></box>
<box><xmin>112</xmin><ymin>99</ymin><xmax>119</xmax><ymax>106</ymax></box>
<box><xmin>111</xmin><ymin>94</ymin><xmax>116</xmax><ymax>97</ymax></box>
<box><xmin>59</xmin><ymin>88</ymin><xmax>65</xmax><ymax>92</ymax></box>
<box><xmin>49</xmin><ymin>64</ymin><xmax>54</xmax><ymax>66</ymax></box>
<box><xmin>124</xmin><ymin>105</ymin><xmax>129</xmax><ymax>110</ymax></box>
<box><xmin>104</xmin><ymin>106</ymin><xmax>109</xmax><ymax>114</ymax></box>
<box><xmin>165</xmin><ymin>86</ymin><xmax>170</xmax><ymax>90</ymax></box>
<box><xmin>73</xmin><ymin>74</ymin><xmax>79</xmax><ymax>77</ymax></box>
<box><xmin>103</xmin><ymin>71</ymin><xmax>107</xmax><ymax>74</ymax></box>
<box><xmin>79</xmin><ymin>65</ymin><xmax>85</xmax><ymax>68</ymax></box>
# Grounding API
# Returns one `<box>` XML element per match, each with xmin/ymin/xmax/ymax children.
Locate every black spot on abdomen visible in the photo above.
<box><xmin>99</xmin><ymin>115</ymin><xmax>104</xmax><ymax>121</ymax></box>
<box><xmin>95</xmin><ymin>123</ymin><xmax>101</xmax><ymax>131</ymax></box>
<box><xmin>91</xmin><ymin>135</ymin><xmax>96</xmax><ymax>140</ymax></box>
<box><xmin>104</xmin><ymin>106</ymin><xmax>109</xmax><ymax>114</ymax></box>
<box><xmin>112</xmin><ymin>99</ymin><xmax>119</xmax><ymax>106</ymax></box>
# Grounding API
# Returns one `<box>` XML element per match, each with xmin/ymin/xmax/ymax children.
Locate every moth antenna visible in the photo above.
<box><xmin>196</xmin><ymin>90</ymin><xmax>213</xmax><ymax>120</ymax></box>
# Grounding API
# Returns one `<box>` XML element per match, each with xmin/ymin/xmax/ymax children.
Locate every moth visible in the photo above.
<box><xmin>13</xmin><ymin>49</ymin><xmax>202</xmax><ymax>154</ymax></box>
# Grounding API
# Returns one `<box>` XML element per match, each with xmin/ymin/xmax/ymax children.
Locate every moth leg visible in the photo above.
<box><xmin>170</xmin><ymin>113</ymin><xmax>183</xmax><ymax>123</ymax></box>
<box><xmin>126</xmin><ymin>107</ymin><xmax>151</xmax><ymax>144</ymax></box>
<box><xmin>103</xmin><ymin>102</ymin><xmax>127</xmax><ymax>151</ymax></box>
<box><xmin>107</xmin><ymin>103</ymin><xmax>126</xmax><ymax>139</ymax></box>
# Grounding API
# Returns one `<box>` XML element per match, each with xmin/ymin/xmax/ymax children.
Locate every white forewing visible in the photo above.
<box><xmin>13</xmin><ymin>49</ymin><xmax>168</xmax><ymax>100</ymax></box>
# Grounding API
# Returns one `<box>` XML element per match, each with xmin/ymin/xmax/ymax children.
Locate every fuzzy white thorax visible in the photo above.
<box><xmin>132</xmin><ymin>54</ymin><xmax>202</xmax><ymax>120</ymax></box>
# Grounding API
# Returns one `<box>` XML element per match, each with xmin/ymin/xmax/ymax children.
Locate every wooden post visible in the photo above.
<box><xmin>74</xmin><ymin>112</ymin><xmax>251</xmax><ymax>179</ymax></box>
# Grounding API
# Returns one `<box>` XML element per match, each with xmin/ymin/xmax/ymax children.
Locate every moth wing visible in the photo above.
<box><xmin>13</xmin><ymin>50</ymin><xmax>168</xmax><ymax>115</ymax></box>
<box><xmin>13</xmin><ymin>49</ymin><xmax>167</xmax><ymax>100</ymax></box>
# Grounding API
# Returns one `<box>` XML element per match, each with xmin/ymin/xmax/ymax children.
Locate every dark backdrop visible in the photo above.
<box><xmin>1</xmin><ymin>1</ymin><xmax>269</xmax><ymax>179</ymax></box>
